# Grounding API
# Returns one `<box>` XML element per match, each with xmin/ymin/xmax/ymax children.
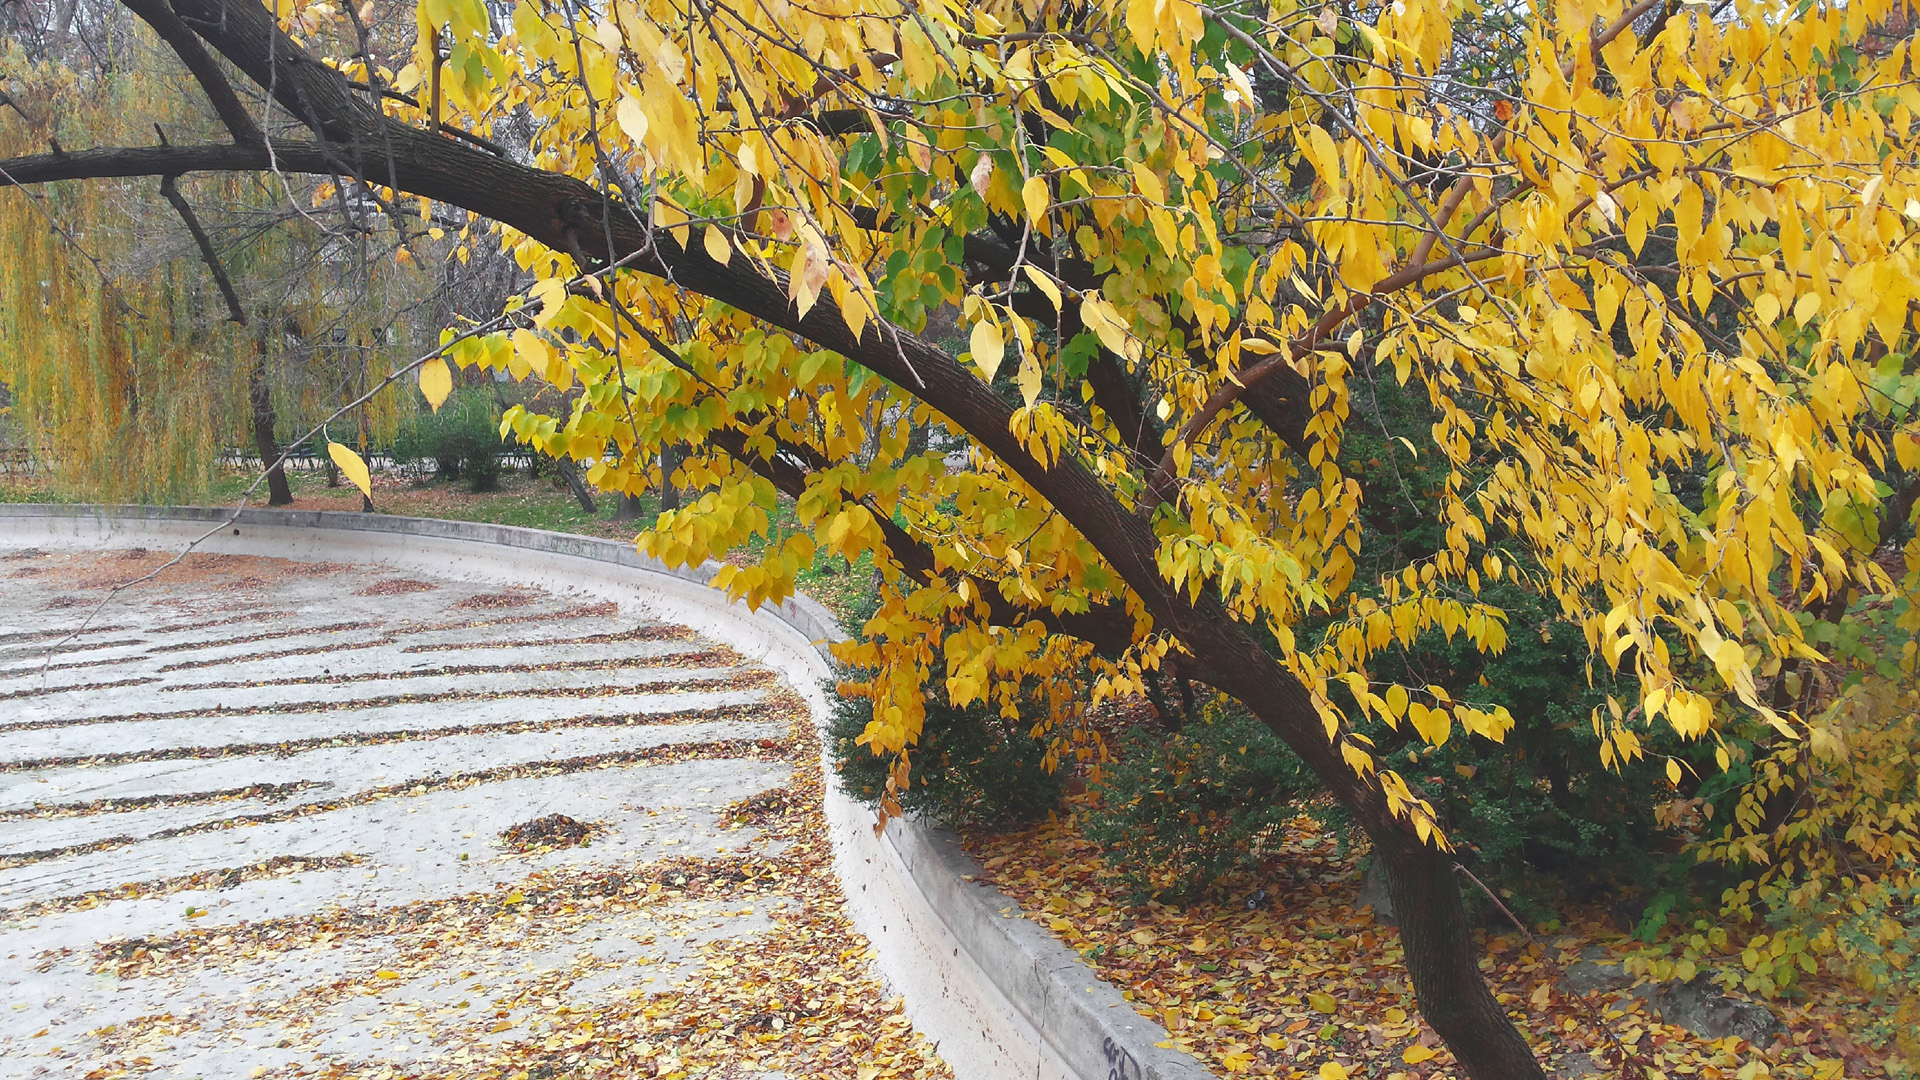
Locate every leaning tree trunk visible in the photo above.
<box><xmin>1380</xmin><ymin>834</ymin><xmax>1546</xmax><ymax>1078</ymax></box>
<box><xmin>248</xmin><ymin>338</ymin><xmax>293</xmax><ymax>507</ymax></box>
<box><xmin>1189</xmin><ymin>622</ymin><xmax>1548</xmax><ymax>1080</ymax></box>
<box><xmin>552</xmin><ymin>456</ymin><xmax>596</xmax><ymax>512</ymax></box>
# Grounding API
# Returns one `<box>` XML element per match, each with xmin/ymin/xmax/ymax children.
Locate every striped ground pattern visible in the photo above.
<box><xmin>0</xmin><ymin>547</ymin><xmax>943</xmax><ymax>1080</ymax></box>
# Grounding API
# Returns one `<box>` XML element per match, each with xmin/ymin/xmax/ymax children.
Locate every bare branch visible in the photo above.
<box><xmin>159</xmin><ymin>173</ymin><xmax>247</xmax><ymax>324</ymax></box>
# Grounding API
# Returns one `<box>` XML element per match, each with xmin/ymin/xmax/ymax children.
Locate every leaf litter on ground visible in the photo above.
<box><xmin>962</xmin><ymin>787</ymin><xmax>1885</xmax><ymax>1080</ymax></box>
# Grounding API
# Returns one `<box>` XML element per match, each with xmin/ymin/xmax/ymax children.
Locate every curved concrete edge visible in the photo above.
<box><xmin>0</xmin><ymin>504</ymin><xmax>1218</xmax><ymax>1080</ymax></box>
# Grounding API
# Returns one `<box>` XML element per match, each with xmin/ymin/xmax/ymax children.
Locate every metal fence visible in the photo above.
<box><xmin>216</xmin><ymin>448</ymin><xmax>541</xmax><ymax>476</ymax></box>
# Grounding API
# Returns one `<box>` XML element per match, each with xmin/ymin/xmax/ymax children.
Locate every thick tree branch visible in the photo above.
<box><xmin>120</xmin><ymin>0</ymin><xmax>264</xmax><ymax>145</ymax></box>
<box><xmin>0</xmin><ymin>142</ymin><xmax>313</xmax><ymax>184</ymax></box>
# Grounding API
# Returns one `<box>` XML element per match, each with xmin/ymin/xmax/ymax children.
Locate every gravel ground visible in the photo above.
<box><xmin>0</xmin><ymin>547</ymin><xmax>946</xmax><ymax>1080</ymax></box>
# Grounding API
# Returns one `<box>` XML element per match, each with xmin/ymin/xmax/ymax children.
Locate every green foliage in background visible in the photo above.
<box><xmin>392</xmin><ymin>387</ymin><xmax>505</xmax><ymax>492</ymax></box>
<box><xmin>1084</xmin><ymin>700</ymin><xmax>1321</xmax><ymax>902</ymax></box>
<box><xmin>830</xmin><ymin>677</ymin><xmax>1061</xmax><ymax>829</ymax></box>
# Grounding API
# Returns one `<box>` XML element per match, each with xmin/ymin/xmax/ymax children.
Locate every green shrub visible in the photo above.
<box><xmin>392</xmin><ymin>388</ymin><xmax>504</xmax><ymax>492</ymax></box>
<box><xmin>829</xmin><ymin>678</ymin><xmax>1062</xmax><ymax>829</ymax></box>
<box><xmin>1083</xmin><ymin>699</ymin><xmax>1322</xmax><ymax>902</ymax></box>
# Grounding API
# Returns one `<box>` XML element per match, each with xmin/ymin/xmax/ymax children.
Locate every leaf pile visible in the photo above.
<box><xmin>965</xmin><ymin>805</ymin><xmax>1884</xmax><ymax>1079</ymax></box>
<box><xmin>357</xmin><ymin>578</ymin><xmax>440</xmax><ymax>596</ymax></box>
<box><xmin>499</xmin><ymin>814</ymin><xmax>596</xmax><ymax>853</ymax></box>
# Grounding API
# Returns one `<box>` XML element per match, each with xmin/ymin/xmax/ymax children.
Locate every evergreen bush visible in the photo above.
<box><xmin>392</xmin><ymin>388</ymin><xmax>504</xmax><ymax>492</ymax></box>
<box><xmin>1083</xmin><ymin>699</ymin><xmax>1322</xmax><ymax>902</ymax></box>
<box><xmin>829</xmin><ymin>677</ymin><xmax>1062</xmax><ymax>829</ymax></box>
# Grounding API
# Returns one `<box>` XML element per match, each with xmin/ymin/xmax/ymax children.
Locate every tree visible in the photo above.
<box><xmin>0</xmin><ymin>0</ymin><xmax>511</xmax><ymax>504</ymax></box>
<box><xmin>4</xmin><ymin>0</ymin><xmax>1919</xmax><ymax>1074</ymax></box>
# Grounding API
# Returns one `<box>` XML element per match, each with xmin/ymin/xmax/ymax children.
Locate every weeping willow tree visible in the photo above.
<box><xmin>0</xmin><ymin>17</ymin><xmax>477</xmax><ymax>504</ymax></box>
<box><xmin>0</xmin><ymin>44</ymin><xmax>253</xmax><ymax>501</ymax></box>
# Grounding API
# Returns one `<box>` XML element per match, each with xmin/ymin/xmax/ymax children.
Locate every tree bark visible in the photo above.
<box><xmin>248</xmin><ymin>336</ymin><xmax>293</xmax><ymax>507</ymax></box>
<box><xmin>659</xmin><ymin>443</ymin><xmax>684</xmax><ymax>513</ymax></box>
<box><xmin>610</xmin><ymin>493</ymin><xmax>646</xmax><ymax>522</ymax></box>
<box><xmin>552</xmin><ymin>455</ymin><xmax>596</xmax><ymax>513</ymax></box>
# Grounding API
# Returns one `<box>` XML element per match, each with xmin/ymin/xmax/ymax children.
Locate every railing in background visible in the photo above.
<box><xmin>0</xmin><ymin>448</ymin><xmax>35</xmax><ymax>477</ymax></box>
<box><xmin>215</xmin><ymin>448</ymin><xmax>542</xmax><ymax>478</ymax></box>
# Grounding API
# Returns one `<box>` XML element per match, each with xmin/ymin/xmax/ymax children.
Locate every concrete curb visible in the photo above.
<box><xmin>0</xmin><ymin>504</ymin><xmax>1216</xmax><ymax>1080</ymax></box>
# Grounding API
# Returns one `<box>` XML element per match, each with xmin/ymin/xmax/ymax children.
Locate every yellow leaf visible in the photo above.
<box><xmin>1666</xmin><ymin>758</ymin><xmax>1682</xmax><ymax>785</ymax></box>
<box><xmin>508</xmin><ymin>328</ymin><xmax>545</xmax><ymax>380</ymax></box>
<box><xmin>970</xmin><ymin>317</ymin><xmax>1006</xmax><ymax>381</ymax></box>
<box><xmin>1409</xmin><ymin>702</ymin><xmax>1451</xmax><ymax>746</ymax></box>
<box><xmin>1017</xmin><ymin>350</ymin><xmax>1042</xmax><ymax>408</ymax></box>
<box><xmin>1221</xmin><ymin>1050</ymin><xmax>1254</xmax><ymax>1073</ymax></box>
<box><xmin>1022</xmin><ymin>175</ymin><xmax>1050</xmax><ymax>227</ymax></box>
<box><xmin>1549</xmin><ymin>307</ymin><xmax>1580</xmax><ymax>349</ymax></box>
<box><xmin>419</xmin><ymin>357</ymin><xmax>453</xmax><ymax>411</ymax></box>
<box><xmin>529</xmin><ymin>277</ymin><xmax>567</xmax><ymax>328</ymax></box>
<box><xmin>1022</xmin><ymin>265</ymin><xmax>1062</xmax><ymax>312</ymax></box>
<box><xmin>504</xmin><ymin>890</ymin><xmax>525</xmax><ymax>904</ymax></box>
<box><xmin>1595</xmin><ymin>281</ymin><xmax>1620</xmax><ymax>334</ymax></box>
<box><xmin>328</xmin><ymin>442</ymin><xmax>372</xmax><ymax>500</ymax></box>
<box><xmin>789</xmin><ymin>236</ymin><xmax>829</xmax><ymax>317</ymax></box>
<box><xmin>1320</xmin><ymin>1062</ymin><xmax>1349</xmax><ymax>1080</ymax></box>
<box><xmin>703</xmin><ymin>226</ymin><xmax>730</xmax><ymax>266</ymax></box>
<box><xmin>615</xmin><ymin>92</ymin><xmax>648</xmax><ymax>145</ymax></box>
<box><xmin>375</xmin><ymin>969</ymin><xmax>400</xmax><ymax>980</ymax></box>
<box><xmin>1403</xmin><ymin>1044</ymin><xmax>1437</xmax><ymax>1064</ymax></box>
<box><xmin>1307</xmin><ymin>992</ymin><xmax>1336</xmax><ymax>1014</ymax></box>
<box><xmin>1131</xmin><ymin>160</ymin><xmax>1166</xmax><ymax>204</ymax></box>
<box><xmin>1304</xmin><ymin>125</ymin><xmax>1341</xmax><ymax>184</ymax></box>
<box><xmin>1079</xmin><ymin>293</ymin><xmax>1131</xmax><ymax>357</ymax></box>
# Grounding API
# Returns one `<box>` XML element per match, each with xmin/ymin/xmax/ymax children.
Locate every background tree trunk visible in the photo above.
<box><xmin>552</xmin><ymin>456</ymin><xmax>596</xmax><ymax>512</ymax></box>
<box><xmin>248</xmin><ymin>337</ymin><xmax>293</xmax><ymax>507</ymax></box>
<box><xmin>610</xmin><ymin>493</ymin><xmax>645</xmax><ymax>522</ymax></box>
<box><xmin>659</xmin><ymin>443</ymin><xmax>684</xmax><ymax>512</ymax></box>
